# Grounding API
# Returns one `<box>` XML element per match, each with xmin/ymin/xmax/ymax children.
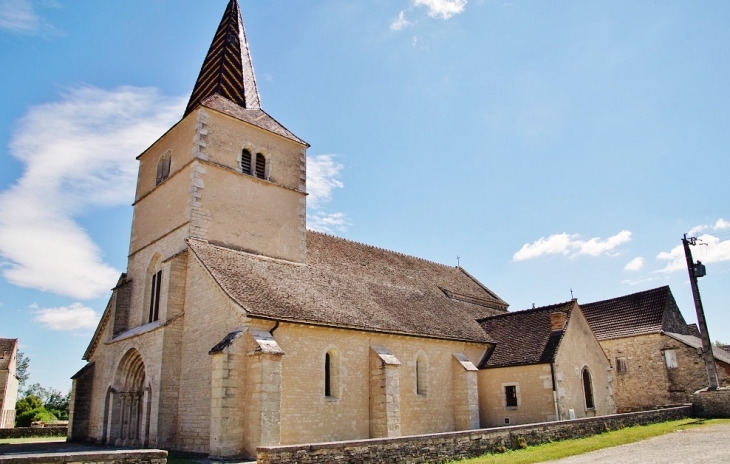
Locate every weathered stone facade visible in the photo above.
<box><xmin>601</xmin><ymin>333</ymin><xmax>730</xmax><ymax>412</ymax></box>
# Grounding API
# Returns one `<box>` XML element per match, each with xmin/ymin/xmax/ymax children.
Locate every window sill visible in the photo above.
<box><xmin>324</xmin><ymin>396</ymin><xmax>339</xmax><ymax>402</ymax></box>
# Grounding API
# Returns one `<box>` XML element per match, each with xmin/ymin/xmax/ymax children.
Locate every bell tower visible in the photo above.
<box><xmin>128</xmin><ymin>0</ymin><xmax>308</xmax><ymax>267</ymax></box>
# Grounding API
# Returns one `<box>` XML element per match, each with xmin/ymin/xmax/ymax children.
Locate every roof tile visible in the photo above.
<box><xmin>188</xmin><ymin>231</ymin><xmax>507</xmax><ymax>343</ymax></box>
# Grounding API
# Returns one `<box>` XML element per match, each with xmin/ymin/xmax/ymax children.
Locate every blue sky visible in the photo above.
<box><xmin>1</xmin><ymin>0</ymin><xmax>728</xmax><ymax>392</ymax></box>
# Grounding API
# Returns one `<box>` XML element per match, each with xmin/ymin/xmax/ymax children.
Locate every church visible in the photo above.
<box><xmin>68</xmin><ymin>1</ymin><xmax>614</xmax><ymax>458</ymax></box>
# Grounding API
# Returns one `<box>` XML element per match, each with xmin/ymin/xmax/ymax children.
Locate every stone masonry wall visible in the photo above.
<box><xmin>258</xmin><ymin>406</ymin><xmax>691</xmax><ymax>464</ymax></box>
<box><xmin>602</xmin><ymin>333</ymin><xmax>730</xmax><ymax>413</ymax></box>
<box><xmin>693</xmin><ymin>388</ymin><xmax>730</xmax><ymax>418</ymax></box>
<box><xmin>0</xmin><ymin>450</ymin><xmax>166</xmax><ymax>464</ymax></box>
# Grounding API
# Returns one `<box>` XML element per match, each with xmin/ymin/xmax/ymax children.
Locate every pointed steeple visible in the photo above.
<box><xmin>185</xmin><ymin>0</ymin><xmax>261</xmax><ymax>116</ymax></box>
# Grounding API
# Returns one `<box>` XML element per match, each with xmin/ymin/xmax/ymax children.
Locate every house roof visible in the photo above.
<box><xmin>185</xmin><ymin>0</ymin><xmax>260</xmax><ymax>115</ymax></box>
<box><xmin>188</xmin><ymin>231</ymin><xmax>508</xmax><ymax>343</ymax></box>
<box><xmin>477</xmin><ymin>301</ymin><xmax>576</xmax><ymax>368</ymax></box>
<box><xmin>201</xmin><ymin>95</ymin><xmax>308</xmax><ymax>146</ymax></box>
<box><xmin>664</xmin><ymin>332</ymin><xmax>730</xmax><ymax>366</ymax></box>
<box><xmin>581</xmin><ymin>286</ymin><xmax>687</xmax><ymax>341</ymax></box>
<box><xmin>0</xmin><ymin>338</ymin><xmax>18</xmax><ymax>371</ymax></box>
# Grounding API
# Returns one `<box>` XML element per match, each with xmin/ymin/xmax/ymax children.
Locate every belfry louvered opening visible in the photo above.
<box><xmin>255</xmin><ymin>153</ymin><xmax>266</xmax><ymax>178</ymax></box>
<box><xmin>241</xmin><ymin>149</ymin><xmax>252</xmax><ymax>175</ymax></box>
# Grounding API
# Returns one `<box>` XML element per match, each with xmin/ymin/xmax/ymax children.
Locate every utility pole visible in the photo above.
<box><xmin>682</xmin><ymin>234</ymin><xmax>719</xmax><ymax>390</ymax></box>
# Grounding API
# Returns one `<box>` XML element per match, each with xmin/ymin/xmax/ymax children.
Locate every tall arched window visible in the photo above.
<box><xmin>146</xmin><ymin>256</ymin><xmax>163</xmax><ymax>324</ymax></box>
<box><xmin>255</xmin><ymin>153</ymin><xmax>266</xmax><ymax>179</ymax></box>
<box><xmin>324</xmin><ymin>348</ymin><xmax>339</xmax><ymax>398</ymax></box>
<box><xmin>241</xmin><ymin>149</ymin><xmax>252</xmax><ymax>175</ymax></box>
<box><xmin>582</xmin><ymin>367</ymin><xmax>595</xmax><ymax>409</ymax></box>
<box><xmin>156</xmin><ymin>151</ymin><xmax>171</xmax><ymax>185</ymax></box>
<box><xmin>416</xmin><ymin>353</ymin><xmax>428</xmax><ymax>395</ymax></box>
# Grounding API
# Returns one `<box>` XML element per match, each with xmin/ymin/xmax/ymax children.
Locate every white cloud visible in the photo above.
<box><xmin>0</xmin><ymin>0</ymin><xmax>39</xmax><ymax>33</ymax></box>
<box><xmin>624</xmin><ymin>257</ymin><xmax>645</xmax><ymax>272</ymax></box>
<box><xmin>33</xmin><ymin>302</ymin><xmax>99</xmax><ymax>331</ymax></box>
<box><xmin>390</xmin><ymin>10</ymin><xmax>413</xmax><ymax>31</ymax></box>
<box><xmin>306</xmin><ymin>154</ymin><xmax>348</xmax><ymax>233</ymax></box>
<box><xmin>414</xmin><ymin>0</ymin><xmax>467</xmax><ymax>19</ymax></box>
<box><xmin>513</xmin><ymin>230</ymin><xmax>632</xmax><ymax>262</ymax></box>
<box><xmin>714</xmin><ymin>218</ymin><xmax>730</xmax><ymax>230</ymax></box>
<box><xmin>0</xmin><ymin>86</ymin><xmax>185</xmax><ymax>299</ymax></box>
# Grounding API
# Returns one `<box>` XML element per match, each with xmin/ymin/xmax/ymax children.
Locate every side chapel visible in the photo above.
<box><xmin>69</xmin><ymin>1</ymin><xmax>518</xmax><ymax>458</ymax></box>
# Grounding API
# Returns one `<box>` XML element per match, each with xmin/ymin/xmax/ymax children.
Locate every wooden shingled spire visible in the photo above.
<box><xmin>185</xmin><ymin>0</ymin><xmax>261</xmax><ymax>116</ymax></box>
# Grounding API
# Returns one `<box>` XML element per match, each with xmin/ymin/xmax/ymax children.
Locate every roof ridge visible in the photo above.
<box><xmin>582</xmin><ymin>285</ymin><xmax>670</xmax><ymax>307</ymax></box>
<box><xmin>477</xmin><ymin>300</ymin><xmax>575</xmax><ymax>322</ymax></box>
<box><xmin>307</xmin><ymin>230</ymin><xmax>462</xmax><ymax>272</ymax></box>
<box><xmin>187</xmin><ymin>237</ymin><xmax>305</xmax><ymax>266</ymax></box>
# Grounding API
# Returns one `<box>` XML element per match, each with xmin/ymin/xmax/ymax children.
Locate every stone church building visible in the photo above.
<box><xmin>68</xmin><ymin>1</ymin><xmax>615</xmax><ymax>458</ymax></box>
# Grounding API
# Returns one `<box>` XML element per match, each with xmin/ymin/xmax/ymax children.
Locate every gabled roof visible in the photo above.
<box><xmin>477</xmin><ymin>301</ymin><xmax>576</xmax><ymax>368</ymax></box>
<box><xmin>664</xmin><ymin>332</ymin><xmax>730</xmax><ymax>366</ymax></box>
<box><xmin>201</xmin><ymin>95</ymin><xmax>308</xmax><ymax>146</ymax></box>
<box><xmin>687</xmin><ymin>323</ymin><xmax>701</xmax><ymax>338</ymax></box>
<box><xmin>188</xmin><ymin>231</ymin><xmax>508</xmax><ymax>343</ymax></box>
<box><xmin>186</xmin><ymin>0</ymin><xmax>260</xmax><ymax>115</ymax></box>
<box><xmin>0</xmin><ymin>338</ymin><xmax>18</xmax><ymax>371</ymax></box>
<box><xmin>581</xmin><ymin>286</ymin><xmax>689</xmax><ymax>341</ymax></box>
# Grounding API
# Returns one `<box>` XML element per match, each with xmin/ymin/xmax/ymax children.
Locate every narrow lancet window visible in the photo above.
<box><xmin>148</xmin><ymin>270</ymin><xmax>162</xmax><ymax>323</ymax></box>
<box><xmin>416</xmin><ymin>354</ymin><xmax>428</xmax><ymax>395</ymax></box>
<box><xmin>582</xmin><ymin>368</ymin><xmax>595</xmax><ymax>409</ymax></box>
<box><xmin>324</xmin><ymin>352</ymin><xmax>332</xmax><ymax>397</ymax></box>
<box><xmin>156</xmin><ymin>152</ymin><xmax>171</xmax><ymax>185</ymax></box>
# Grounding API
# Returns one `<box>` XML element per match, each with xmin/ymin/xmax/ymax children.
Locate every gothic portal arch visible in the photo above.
<box><xmin>104</xmin><ymin>348</ymin><xmax>151</xmax><ymax>446</ymax></box>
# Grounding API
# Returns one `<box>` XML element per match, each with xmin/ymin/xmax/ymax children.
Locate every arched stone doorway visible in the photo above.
<box><xmin>104</xmin><ymin>349</ymin><xmax>151</xmax><ymax>446</ymax></box>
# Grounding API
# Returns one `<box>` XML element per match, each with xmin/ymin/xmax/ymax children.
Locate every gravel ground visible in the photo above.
<box><xmin>544</xmin><ymin>422</ymin><xmax>730</xmax><ymax>463</ymax></box>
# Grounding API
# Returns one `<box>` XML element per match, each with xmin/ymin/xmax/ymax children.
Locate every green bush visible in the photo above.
<box><xmin>15</xmin><ymin>395</ymin><xmax>58</xmax><ymax>427</ymax></box>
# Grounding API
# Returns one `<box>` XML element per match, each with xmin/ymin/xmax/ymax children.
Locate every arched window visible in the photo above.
<box><xmin>324</xmin><ymin>348</ymin><xmax>339</xmax><ymax>398</ymax></box>
<box><xmin>241</xmin><ymin>149</ymin><xmax>252</xmax><ymax>175</ymax></box>
<box><xmin>582</xmin><ymin>367</ymin><xmax>595</xmax><ymax>409</ymax></box>
<box><xmin>156</xmin><ymin>151</ymin><xmax>171</xmax><ymax>185</ymax></box>
<box><xmin>255</xmin><ymin>153</ymin><xmax>266</xmax><ymax>179</ymax></box>
<box><xmin>146</xmin><ymin>256</ymin><xmax>163</xmax><ymax>324</ymax></box>
<box><xmin>416</xmin><ymin>353</ymin><xmax>428</xmax><ymax>395</ymax></box>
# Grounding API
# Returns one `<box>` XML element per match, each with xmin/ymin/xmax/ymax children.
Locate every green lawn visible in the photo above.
<box><xmin>455</xmin><ymin>418</ymin><xmax>730</xmax><ymax>464</ymax></box>
<box><xmin>0</xmin><ymin>436</ymin><xmax>67</xmax><ymax>445</ymax></box>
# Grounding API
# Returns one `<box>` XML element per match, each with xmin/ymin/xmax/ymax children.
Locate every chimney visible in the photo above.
<box><xmin>550</xmin><ymin>312</ymin><xmax>567</xmax><ymax>332</ymax></box>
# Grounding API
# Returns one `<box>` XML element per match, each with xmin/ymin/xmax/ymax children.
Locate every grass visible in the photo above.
<box><xmin>0</xmin><ymin>436</ymin><xmax>67</xmax><ymax>445</ymax></box>
<box><xmin>454</xmin><ymin>418</ymin><xmax>730</xmax><ymax>464</ymax></box>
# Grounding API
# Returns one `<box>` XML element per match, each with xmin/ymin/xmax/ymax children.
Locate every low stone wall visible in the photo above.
<box><xmin>693</xmin><ymin>387</ymin><xmax>730</xmax><ymax>418</ymax></box>
<box><xmin>258</xmin><ymin>406</ymin><xmax>691</xmax><ymax>464</ymax></box>
<box><xmin>0</xmin><ymin>450</ymin><xmax>167</xmax><ymax>464</ymax></box>
<box><xmin>0</xmin><ymin>427</ymin><xmax>68</xmax><ymax>439</ymax></box>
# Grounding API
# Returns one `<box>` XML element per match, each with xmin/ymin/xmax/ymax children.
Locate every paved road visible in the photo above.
<box><xmin>544</xmin><ymin>422</ymin><xmax>730</xmax><ymax>463</ymax></box>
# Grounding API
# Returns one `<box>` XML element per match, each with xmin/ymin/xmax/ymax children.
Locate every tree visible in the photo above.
<box><xmin>15</xmin><ymin>395</ymin><xmax>57</xmax><ymax>427</ymax></box>
<box><xmin>15</xmin><ymin>351</ymin><xmax>30</xmax><ymax>388</ymax></box>
<box><xmin>13</xmin><ymin>356</ymin><xmax>71</xmax><ymax>425</ymax></box>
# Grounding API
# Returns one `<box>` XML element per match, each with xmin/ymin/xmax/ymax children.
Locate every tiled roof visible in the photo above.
<box><xmin>581</xmin><ymin>286</ymin><xmax>687</xmax><ymax>341</ymax></box>
<box><xmin>664</xmin><ymin>332</ymin><xmax>730</xmax><ymax>366</ymax></box>
<box><xmin>188</xmin><ymin>231</ymin><xmax>508</xmax><ymax>343</ymax></box>
<box><xmin>201</xmin><ymin>95</ymin><xmax>307</xmax><ymax>146</ymax></box>
<box><xmin>185</xmin><ymin>0</ymin><xmax>260</xmax><ymax>116</ymax></box>
<box><xmin>477</xmin><ymin>301</ymin><xmax>576</xmax><ymax>368</ymax></box>
<box><xmin>0</xmin><ymin>338</ymin><xmax>17</xmax><ymax>371</ymax></box>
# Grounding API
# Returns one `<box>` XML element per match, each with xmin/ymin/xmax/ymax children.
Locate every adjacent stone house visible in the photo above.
<box><xmin>0</xmin><ymin>338</ymin><xmax>19</xmax><ymax>428</ymax></box>
<box><xmin>582</xmin><ymin>286</ymin><xmax>730</xmax><ymax>412</ymax></box>
<box><xmin>68</xmin><ymin>1</ymin><xmax>517</xmax><ymax>458</ymax></box>
<box><xmin>477</xmin><ymin>301</ymin><xmax>616</xmax><ymax>427</ymax></box>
